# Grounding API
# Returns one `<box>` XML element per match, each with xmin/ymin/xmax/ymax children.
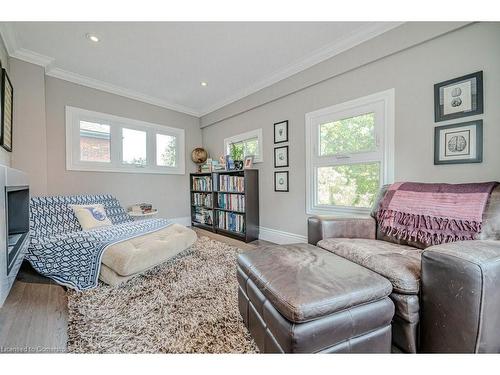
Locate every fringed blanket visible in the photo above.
<box><xmin>26</xmin><ymin>219</ymin><xmax>172</xmax><ymax>291</ymax></box>
<box><xmin>377</xmin><ymin>182</ymin><xmax>497</xmax><ymax>246</ymax></box>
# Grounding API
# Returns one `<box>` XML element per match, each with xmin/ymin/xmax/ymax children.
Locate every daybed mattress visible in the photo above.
<box><xmin>99</xmin><ymin>223</ymin><xmax>197</xmax><ymax>285</ymax></box>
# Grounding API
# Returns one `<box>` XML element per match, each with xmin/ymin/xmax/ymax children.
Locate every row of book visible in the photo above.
<box><xmin>192</xmin><ymin>193</ymin><xmax>212</xmax><ymax>208</ymax></box>
<box><xmin>218</xmin><ymin>175</ymin><xmax>245</xmax><ymax>192</ymax></box>
<box><xmin>217</xmin><ymin>211</ymin><xmax>245</xmax><ymax>233</ymax></box>
<box><xmin>192</xmin><ymin>176</ymin><xmax>212</xmax><ymax>191</ymax></box>
<box><xmin>192</xmin><ymin>207</ymin><xmax>213</xmax><ymax>225</ymax></box>
<box><xmin>217</xmin><ymin>194</ymin><xmax>245</xmax><ymax>212</ymax></box>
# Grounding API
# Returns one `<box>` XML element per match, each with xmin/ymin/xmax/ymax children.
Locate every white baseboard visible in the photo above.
<box><xmin>258</xmin><ymin>226</ymin><xmax>307</xmax><ymax>245</ymax></box>
<box><xmin>169</xmin><ymin>216</ymin><xmax>191</xmax><ymax>226</ymax></box>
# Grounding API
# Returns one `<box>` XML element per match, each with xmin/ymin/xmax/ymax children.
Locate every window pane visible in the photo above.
<box><xmin>317</xmin><ymin>162</ymin><xmax>380</xmax><ymax>208</ymax></box>
<box><xmin>245</xmin><ymin>138</ymin><xmax>259</xmax><ymax>158</ymax></box>
<box><xmin>122</xmin><ymin>128</ymin><xmax>147</xmax><ymax>165</ymax></box>
<box><xmin>79</xmin><ymin>121</ymin><xmax>110</xmax><ymax>162</ymax></box>
<box><xmin>229</xmin><ymin>141</ymin><xmax>245</xmax><ymax>160</ymax></box>
<box><xmin>319</xmin><ymin>113</ymin><xmax>376</xmax><ymax>156</ymax></box>
<box><xmin>156</xmin><ymin>134</ymin><xmax>177</xmax><ymax>167</ymax></box>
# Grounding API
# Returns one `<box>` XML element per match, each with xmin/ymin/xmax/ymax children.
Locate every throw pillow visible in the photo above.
<box><xmin>69</xmin><ymin>204</ymin><xmax>113</xmax><ymax>230</ymax></box>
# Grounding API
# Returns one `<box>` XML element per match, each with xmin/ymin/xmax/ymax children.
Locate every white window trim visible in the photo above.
<box><xmin>305</xmin><ymin>89</ymin><xmax>395</xmax><ymax>217</ymax></box>
<box><xmin>65</xmin><ymin>106</ymin><xmax>185</xmax><ymax>175</ymax></box>
<box><xmin>224</xmin><ymin>128</ymin><xmax>263</xmax><ymax>163</ymax></box>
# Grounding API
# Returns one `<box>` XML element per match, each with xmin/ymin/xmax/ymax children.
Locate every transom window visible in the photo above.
<box><xmin>224</xmin><ymin>129</ymin><xmax>263</xmax><ymax>163</ymax></box>
<box><xmin>66</xmin><ymin>106</ymin><xmax>185</xmax><ymax>174</ymax></box>
<box><xmin>305</xmin><ymin>89</ymin><xmax>395</xmax><ymax>216</ymax></box>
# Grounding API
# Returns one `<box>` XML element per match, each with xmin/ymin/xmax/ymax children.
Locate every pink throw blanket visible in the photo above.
<box><xmin>377</xmin><ymin>182</ymin><xmax>497</xmax><ymax>246</ymax></box>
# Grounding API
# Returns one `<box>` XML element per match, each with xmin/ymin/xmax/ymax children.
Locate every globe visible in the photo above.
<box><xmin>191</xmin><ymin>147</ymin><xmax>208</xmax><ymax>164</ymax></box>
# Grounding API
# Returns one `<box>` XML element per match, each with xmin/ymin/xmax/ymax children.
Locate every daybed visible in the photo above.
<box><xmin>27</xmin><ymin>194</ymin><xmax>197</xmax><ymax>290</ymax></box>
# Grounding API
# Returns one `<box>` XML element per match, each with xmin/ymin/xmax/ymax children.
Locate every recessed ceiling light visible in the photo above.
<box><xmin>86</xmin><ymin>33</ymin><xmax>100</xmax><ymax>43</ymax></box>
<box><xmin>200</xmin><ymin>81</ymin><xmax>208</xmax><ymax>87</ymax></box>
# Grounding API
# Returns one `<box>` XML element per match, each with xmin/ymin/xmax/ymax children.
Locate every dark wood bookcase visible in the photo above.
<box><xmin>190</xmin><ymin>169</ymin><xmax>259</xmax><ymax>243</ymax></box>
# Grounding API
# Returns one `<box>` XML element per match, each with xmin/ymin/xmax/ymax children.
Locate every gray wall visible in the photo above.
<box><xmin>11</xmin><ymin>59</ymin><xmax>47</xmax><ymax>194</ymax></box>
<box><xmin>0</xmin><ymin>37</ymin><xmax>10</xmax><ymax>167</ymax></box>
<box><xmin>44</xmin><ymin>76</ymin><xmax>202</xmax><ymax>219</ymax></box>
<box><xmin>201</xmin><ymin>22</ymin><xmax>500</xmax><ymax>237</ymax></box>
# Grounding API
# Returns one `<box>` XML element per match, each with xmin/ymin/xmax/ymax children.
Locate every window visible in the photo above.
<box><xmin>66</xmin><ymin>106</ymin><xmax>185</xmax><ymax>174</ymax></box>
<box><xmin>305</xmin><ymin>89</ymin><xmax>395</xmax><ymax>216</ymax></box>
<box><xmin>224</xmin><ymin>129</ymin><xmax>263</xmax><ymax>163</ymax></box>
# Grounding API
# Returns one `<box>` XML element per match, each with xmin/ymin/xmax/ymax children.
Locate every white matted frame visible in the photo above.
<box><xmin>65</xmin><ymin>106</ymin><xmax>185</xmax><ymax>174</ymax></box>
<box><xmin>305</xmin><ymin>89</ymin><xmax>395</xmax><ymax>216</ymax></box>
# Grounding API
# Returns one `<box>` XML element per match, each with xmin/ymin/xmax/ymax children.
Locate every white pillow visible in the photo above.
<box><xmin>69</xmin><ymin>204</ymin><xmax>113</xmax><ymax>230</ymax></box>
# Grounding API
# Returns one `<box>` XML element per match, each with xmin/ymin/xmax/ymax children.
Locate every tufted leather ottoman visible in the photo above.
<box><xmin>237</xmin><ymin>243</ymin><xmax>395</xmax><ymax>353</ymax></box>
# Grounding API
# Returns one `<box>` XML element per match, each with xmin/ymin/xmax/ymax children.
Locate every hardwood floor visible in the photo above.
<box><xmin>0</xmin><ymin>281</ymin><xmax>67</xmax><ymax>353</ymax></box>
<box><xmin>0</xmin><ymin>229</ymin><xmax>273</xmax><ymax>353</ymax></box>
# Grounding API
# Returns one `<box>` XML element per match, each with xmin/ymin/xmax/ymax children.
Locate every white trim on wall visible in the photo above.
<box><xmin>258</xmin><ymin>226</ymin><xmax>307</xmax><ymax>245</ymax></box>
<box><xmin>169</xmin><ymin>216</ymin><xmax>191</xmax><ymax>227</ymax></box>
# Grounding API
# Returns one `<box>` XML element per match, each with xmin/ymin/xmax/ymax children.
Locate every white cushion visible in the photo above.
<box><xmin>100</xmin><ymin>224</ymin><xmax>197</xmax><ymax>277</ymax></box>
<box><xmin>69</xmin><ymin>204</ymin><xmax>113</xmax><ymax>230</ymax></box>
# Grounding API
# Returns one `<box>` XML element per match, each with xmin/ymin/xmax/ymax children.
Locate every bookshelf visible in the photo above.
<box><xmin>190</xmin><ymin>169</ymin><xmax>259</xmax><ymax>243</ymax></box>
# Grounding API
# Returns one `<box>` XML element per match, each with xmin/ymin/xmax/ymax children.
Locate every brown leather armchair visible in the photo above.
<box><xmin>308</xmin><ymin>184</ymin><xmax>500</xmax><ymax>353</ymax></box>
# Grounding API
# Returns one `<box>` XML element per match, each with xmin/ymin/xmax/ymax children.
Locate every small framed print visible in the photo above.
<box><xmin>274</xmin><ymin>171</ymin><xmax>289</xmax><ymax>192</ymax></box>
<box><xmin>244</xmin><ymin>155</ymin><xmax>254</xmax><ymax>169</ymax></box>
<box><xmin>1</xmin><ymin>68</ymin><xmax>13</xmax><ymax>152</ymax></box>
<box><xmin>434</xmin><ymin>71</ymin><xmax>483</xmax><ymax>122</ymax></box>
<box><xmin>274</xmin><ymin>146</ymin><xmax>289</xmax><ymax>168</ymax></box>
<box><xmin>274</xmin><ymin>120</ymin><xmax>288</xmax><ymax>144</ymax></box>
<box><xmin>434</xmin><ymin>120</ymin><xmax>482</xmax><ymax>165</ymax></box>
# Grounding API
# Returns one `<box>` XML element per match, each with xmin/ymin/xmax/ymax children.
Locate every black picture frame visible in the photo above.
<box><xmin>434</xmin><ymin>120</ymin><xmax>483</xmax><ymax>165</ymax></box>
<box><xmin>273</xmin><ymin>120</ymin><xmax>288</xmax><ymax>144</ymax></box>
<box><xmin>274</xmin><ymin>145</ymin><xmax>289</xmax><ymax>168</ymax></box>
<box><xmin>434</xmin><ymin>71</ymin><xmax>483</xmax><ymax>122</ymax></box>
<box><xmin>274</xmin><ymin>171</ymin><xmax>289</xmax><ymax>192</ymax></box>
<box><xmin>1</xmin><ymin>68</ymin><xmax>13</xmax><ymax>152</ymax></box>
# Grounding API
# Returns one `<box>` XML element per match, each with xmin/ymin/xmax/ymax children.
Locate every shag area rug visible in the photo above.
<box><xmin>66</xmin><ymin>236</ymin><xmax>258</xmax><ymax>353</ymax></box>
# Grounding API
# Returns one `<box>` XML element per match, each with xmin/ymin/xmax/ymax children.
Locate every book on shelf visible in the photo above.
<box><xmin>193</xmin><ymin>207</ymin><xmax>213</xmax><ymax>225</ymax></box>
<box><xmin>218</xmin><ymin>175</ymin><xmax>245</xmax><ymax>192</ymax></box>
<box><xmin>217</xmin><ymin>211</ymin><xmax>245</xmax><ymax>233</ymax></box>
<box><xmin>217</xmin><ymin>193</ymin><xmax>245</xmax><ymax>212</ymax></box>
<box><xmin>192</xmin><ymin>176</ymin><xmax>212</xmax><ymax>191</ymax></box>
<box><xmin>192</xmin><ymin>192</ymin><xmax>212</xmax><ymax>208</ymax></box>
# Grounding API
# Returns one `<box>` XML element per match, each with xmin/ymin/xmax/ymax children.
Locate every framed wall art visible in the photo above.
<box><xmin>434</xmin><ymin>120</ymin><xmax>482</xmax><ymax>165</ymax></box>
<box><xmin>274</xmin><ymin>120</ymin><xmax>288</xmax><ymax>144</ymax></box>
<box><xmin>274</xmin><ymin>171</ymin><xmax>289</xmax><ymax>192</ymax></box>
<box><xmin>434</xmin><ymin>71</ymin><xmax>483</xmax><ymax>122</ymax></box>
<box><xmin>1</xmin><ymin>68</ymin><xmax>13</xmax><ymax>152</ymax></box>
<box><xmin>274</xmin><ymin>145</ymin><xmax>289</xmax><ymax>168</ymax></box>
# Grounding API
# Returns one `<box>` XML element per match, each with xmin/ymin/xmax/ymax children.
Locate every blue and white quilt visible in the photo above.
<box><xmin>26</xmin><ymin>195</ymin><xmax>172</xmax><ymax>291</ymax></box>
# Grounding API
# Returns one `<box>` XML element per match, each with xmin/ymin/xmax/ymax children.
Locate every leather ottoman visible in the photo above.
<box><xmin>237</xmin><ymin>243</ymin><xmax>395</xmax><ymax>353</ymax></box>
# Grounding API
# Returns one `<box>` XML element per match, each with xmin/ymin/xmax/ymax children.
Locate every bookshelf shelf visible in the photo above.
<box><xmin>190</xmin><ymin>169</ymin><xmax>259</xmax><ymax>243</ymax></box>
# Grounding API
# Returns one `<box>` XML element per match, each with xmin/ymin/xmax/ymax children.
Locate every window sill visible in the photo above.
<box><xmin>306</xmin><ymin>205</ymin><xmax>372</xmax><ymax>218</ymax></box>
<box><xmin>66</xmin><ymin>165</ymin><xmax>185</xmax><ymax>175</ymax></box>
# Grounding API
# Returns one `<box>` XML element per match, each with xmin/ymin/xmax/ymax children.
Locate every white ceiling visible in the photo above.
<box><xmin>0</xmin><ymin>22</ymin><xmax>400</xmax><ymax>116</ymax></box>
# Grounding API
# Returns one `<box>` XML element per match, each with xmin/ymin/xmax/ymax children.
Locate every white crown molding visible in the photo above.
<box><xmin>1</xmin><ymin>21</ymin><xmax>402</xmax><ymax>121</ymax></box>
<box><xmin>258</xmin><ymin>226</ymin><xmax>307</xmax><ymax>245</ymax></box>
<box><xmin>11</xmin><ymin>48</ymin><xmax>54</xmax><ymax>69</ymax></box>
<box><xmin>198</xmin><ymin>22</ymin><xmax>403</xmax><ymax>116</ymax></box>
<box><xmin>0</xmin><ymin>22</ymin><xmax>200</xmax><ymax>116</ymax></box>
<box><xmin>46</xmin><ymin>68</ymin><xmax>200</xmax><ymax>116</ymax></box>
<box><xmin>0</xmin><ymin>23</ymin><xmax>18</xmax><ymax>55</ymax></box>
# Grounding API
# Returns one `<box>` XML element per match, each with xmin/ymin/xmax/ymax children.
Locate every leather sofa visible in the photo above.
<box><xmin>308</xmin><ymin>184</ymin><xmax>500</xmax><ymax>353</ymax></box>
